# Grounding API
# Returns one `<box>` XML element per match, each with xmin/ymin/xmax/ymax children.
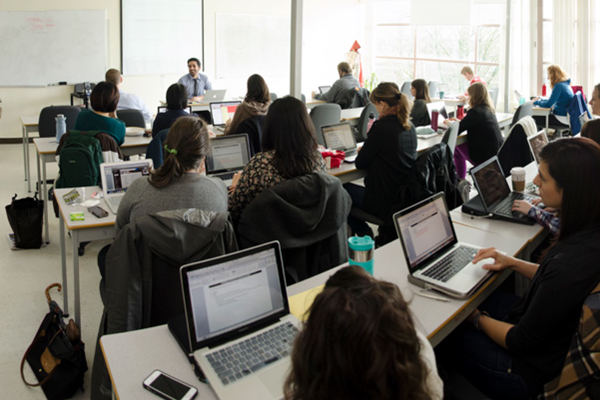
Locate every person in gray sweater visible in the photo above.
<box><xmin>312</xmin><ymin>62</ymin><xmax>360</xmax><ymax>106</ymax></box>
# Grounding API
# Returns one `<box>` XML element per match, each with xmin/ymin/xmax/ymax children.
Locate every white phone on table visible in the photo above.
<box><xmin>143</xmin><ymin>370</ymin><xmax>198</xmax><ymax>400</ymax></box>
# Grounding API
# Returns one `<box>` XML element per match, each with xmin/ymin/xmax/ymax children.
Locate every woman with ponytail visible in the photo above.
<box><xmin>115</xmin><ymin>116</ymin><xmax>228</xmax><ymax>230</ymax></box>
<box><xmin>345</xmin><ymin>82</ymin><xmax>417</xmax><ymax>237</ymax></box>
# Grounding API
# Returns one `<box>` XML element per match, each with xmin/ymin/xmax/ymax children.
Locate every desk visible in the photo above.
<box><xmin>306</xmin><ymin>98</ymin><xmax>326</xmax><ymax>108</ymax></box>
<box><xmin>340</xmin><ymin>107</ymin><xmax>363</xmax><ymax>122</ymax></box>
<box><xmin>21</xmin><ymin>115</ymin><xmax>39</xmax><ymax>192</ymax></box>
<box><xmin>532</xmin><ymin>107</ymin><xmax>552</xmax><ymax>133</ymax></box>
<box><xmin>33</xmin><ymin>136</ymin><xmax>151</xmax><ymax>244</ymax></box>
<box><xmin>100</xmin><ymin>222</ymin><xmax>529</xmax><ymax>399</ymax></box>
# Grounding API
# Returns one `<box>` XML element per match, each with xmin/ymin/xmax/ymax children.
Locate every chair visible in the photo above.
<box><xmin>145</xmin><ymin>129</ymin><xmax>169</xmax><ymax>169</ymax></box>
<box><xmin>497</xmin><ymin>123</ymin><xmax>534</xmax><ymax>176</ymax></box>
<box><xmin>510</xmin><ymin>102</ymin><xmax>533</xmax><ymax>128</ymax></box>
<box><xmin>236</xmin><ymin>115</ymin><xmax>266</xmax><ymax>156</ymax></box>
<box><xmin>566</xmin><ymin>91</ymin><xmax>591</xmax><ymax>136</ymax></box>
<box><xmin>117</xmin><ymin>109</ymin><xmax>145</xmax><ymax>128</ymax></box>
<box><xmin>428</xmin><ymin>81</ymin><xmax>440</xmax><ymax>99</ymax></box>
<box><xmin>355</xmin><ymin>103</ymin><xmax>378</xmax><ymax>142</ymax></box>
<box><xmin>348</xmin><ymin>87</ymin><xmax>371</xmax><ymax>109</ymax></box>
<box><xmin>38</xmin><ymin>106</ymin><xmax>81</xmax><ymax>138</ymax></box>
<box><xmin>488</xmin><ymin>87</ymin><xmax>499</xmax><ymax>109</ymax></box>
<box><xmin>301</xmin><ymin>93</ymin><xmax>306</xmax><ymax>104</ymax></box>
<box><xmin>441</xmin><ymin>120</ymin><xmax>460</xmax><ymax>156</ymax></box>
<box><xmin>400</xmin><ymin>81</ymin><xmax>413</xmax><ymax>100</ymax></box>
<box><xmin>310</xmin><ymin>104</ymin><xmax>342</xmax><ymax>146</ymax></box>
<box><xmin>237</xmin><ymin>173</ymin><xmax>351</xmax><ymax>284</ymax></box>
<box><xmin>270</xmin><ymin>92</ymin><xmax>278</xmax><ymax>101</ymax></box>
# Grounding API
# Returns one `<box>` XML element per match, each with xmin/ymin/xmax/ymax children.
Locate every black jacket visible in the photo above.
<box><xmin>458</xmin><ymin>105</ymin><xmax>503</xmax><ymax>164</ymax></box>
<box><xmin>410</xmin><ymin>99</ymin><xmax>432</xmax><ymax>127</ymax></box>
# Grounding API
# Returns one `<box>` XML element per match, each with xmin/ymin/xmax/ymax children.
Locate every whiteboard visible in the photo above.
<box><xmin>216</xmin><ymin>13</ymin><xmax>290</xmax><ymax>95</ymax></box>
<box><xmin>0</xmin><ymin>10</ymin><xmax>106</xmax><ymax>87</ymax></box>
<box><xmin>122</xmin><ymin>0</ymin><xmax>203</xmax><ymax>75</ymax></box>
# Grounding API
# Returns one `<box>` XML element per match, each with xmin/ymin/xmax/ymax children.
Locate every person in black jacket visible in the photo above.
<box><xmin>445</xmin><ymin>82</ymin><xmax>503</xmax><ymax>179</ymax></box>
<box><xmin>152</xmin><ymin>83</ymin><xmax>191</xmax><ymax>137</ymax></box>
<box><xmin>437</xmin><ymin>138</ymin><xmax>600</xmax><ymax>399</ymax></box>
<box><xmin>410</xmin><ymin>78</ymin><xmax>432</xmax><ymax>127</ymax></box>
<box><xmin>345</xmin><ymin>82</ymin><xmax>417</xmax><ymax>237</ymax></box>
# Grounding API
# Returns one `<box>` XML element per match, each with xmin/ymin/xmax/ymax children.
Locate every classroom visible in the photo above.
<box><xmin>2</xmin><ymin>0</ymin><xmax>600</xmax><ymax>399</ymax></box>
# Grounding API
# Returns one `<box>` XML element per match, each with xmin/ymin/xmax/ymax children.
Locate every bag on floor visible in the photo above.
<box><xmin>20</xmin><ymin>284</ymin><xmax>88</xmax><ymax>400</ymax></box>
<box><xmin>5</xmin><ymin>192</ymin><xmax>44</xmax><ymax>249</ymax></box>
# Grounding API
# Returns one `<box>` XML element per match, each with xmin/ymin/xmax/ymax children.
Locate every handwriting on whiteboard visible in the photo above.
<box><xmin>25</xmin><ymin>17</ymin><xmax>55</xmax><ymax>32</ymax></box>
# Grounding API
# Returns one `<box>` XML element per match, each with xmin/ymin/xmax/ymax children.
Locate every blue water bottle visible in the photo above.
<box><xmin>348</xmin><ymin>236</ymin><xmax>375</xmax><ymax>275</ymax></box>
<box><xmin>55</xmin><ymin>114</ymin><xmax>66</xmax><ymax>143</ymax></box>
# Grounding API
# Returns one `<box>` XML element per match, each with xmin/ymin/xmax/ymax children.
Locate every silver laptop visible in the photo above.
<box><xmin>204</xmin><ymin>89</ymin><xmax>227</xmax><ymax>102</ymax></box>
<box><xmin>470</xmin><ymin>156</ymin><xmax>537</xmax><ymax>225</ymax></box>
<box><xmin>527</xmin><ymin>130</ymin><xmax>548</xmax><ymax>165</ymax></box>
<box><xmin>426</xmin><ymin>101</ymin><xmax>449</xmax><ymax>130</ymax></box>
<box><xmin>393</xmin><ymin>193</ymin><xmax>494</xmax><ymax>299</ymax></box>
<box><xmin>318</xmin><ymin>85</ymin><xmax>331</xmax><ymax>94</ymax></box>
<box><xmin>100</xmin><ymin>159</ymin><xmax>153</xmax><ymax>214</ymax></box>
<box><xmin>205</xmin><ymin>134</ymin><xmax>251</xmax><ymax>187</ymax></box>
<box><xmin>210</xmin><ymin>101</ymin><xmax>242</xmax><ymax>132</ymax></box>
<box><xmin>322</xmin><ymin>122</ymin><xmax>358</xmax><ymax>162</ymax></box>
<box><xmin>180</xmin><ymin>241</ymin><xmax>300</xmax><ymax>400</ymax></box>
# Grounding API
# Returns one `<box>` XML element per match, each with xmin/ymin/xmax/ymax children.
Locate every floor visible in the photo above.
<box><xmin>1</xmin><ymin>143</ymin><xmax>107</xmax><ymax>399</ymax></box>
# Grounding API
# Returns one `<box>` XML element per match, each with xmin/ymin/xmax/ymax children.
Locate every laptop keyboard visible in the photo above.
<box><xmin>206</xmin><ymin>322</ymin><xmax>299</xmax><ymax>386</ymax></box>
<box><xmin>422</xmin><ymin>246</ymin><xmax>477</xmax><ymax>282</ymax></box>
<box><xmin>105</xmin><ymin>196</ymin><xmax>121</xmax><ymax>212</ymax></box>
<box><xmin>214</xmin><ymin>172</ymin><xmax>235</xmax><ymax>181</ymax></box>
<box><xmin>495</xmin><ymin>193</ymin><xmax>535</xmax><ymax>217</ymax></box>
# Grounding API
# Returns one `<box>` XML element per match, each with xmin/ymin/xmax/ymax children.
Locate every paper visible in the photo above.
<box><xmin>288</xmin><ymin>284</ymin><xmax>325</xmax><ymax>321</ymax></box>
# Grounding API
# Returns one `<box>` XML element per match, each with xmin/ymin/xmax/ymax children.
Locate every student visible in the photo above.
<box><xmin>446</xmin><ymin>82</ymin><xmax>503</xmax><ymax>179</ymax></box>
<box><xmin>224</xmin><ymin>74</ymin><xmax>270</xmax><ymax>135</ymax></box>
<box><xmin>105</xmin><ymin>68</ymin><xmax>152</xmax><ymax>123</ymax></box>
<box><xmin>73</xmin><ymin>81</ymin><xmax>126</xmax><ymax>145</ymax></box>
<box><xmin>410</xmin><ymin>78</ymin><xmax>432</xmax><ymax>127</ymax></box>
<box><xmin>152</xmin><ymin>83</ymin><xmax>190</xmax><ymax>137</ymax></box>
<box><xmin>532</xmin><ymin>65</ymin><xmax>574</xmax><ymax>128</ymax></box>
<box><xmin>283</xmin><ymin>265</ymin><xmax>443</xmax><ymax>400</ymax></box>
<box><xmin>581</xmin><ymin>118</ymin><xmax>600</xmax><ymax>145</ymax></box>
<box><xmin>345</xmin><ymin>82</ymin><xmax>417</xmax><ymax>237</ymax></box>
<box><xmin>311</xmin><ymin>62</ymin><xmax>360</xmax><ymax>106</ymax></box>
<box><xmin>588</xmin><ymin>82</ymin><xmax>600</xmax><ymax>116</ymax></box>
<box><xmin>438</xmin><ymin>137</ymin><xmax>600</xmax><ymax>399</ymax></box>
<box><xmin>228</xmin><ymin>96</ymin><xmax>325</xmax><ymax>223</ymax></box>
<box><xmin>178</xmin><ymin>57</ymin><xmax>213</xmax><ymax>101</ymax></box>
<box><xmin>459</xmin><ymin>66</ymin><xmax>486</xmax><ymax>99</ymax></box>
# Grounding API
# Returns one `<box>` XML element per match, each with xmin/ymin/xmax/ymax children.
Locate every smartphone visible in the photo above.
<box><xmin>88</xmin><ymin>206</ymin><xmax>109</xmax><ymax>218</ymax></box>
<box><xmin>143</xmin><ymin>370</ymin><xmax>198</xmax><ymax>400</ymax></box>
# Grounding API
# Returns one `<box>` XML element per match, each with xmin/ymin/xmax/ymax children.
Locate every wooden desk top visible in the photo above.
<box><xmin>21</xmin><ymin>115</ymin><xmax>38</xmax><ymax>126</ymax></box>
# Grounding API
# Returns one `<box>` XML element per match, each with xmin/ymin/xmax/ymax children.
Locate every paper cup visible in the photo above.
<box><xmin>511</xmin><ymin>167</ymin><xmax>526</xmax><ymax>191</ymax></box>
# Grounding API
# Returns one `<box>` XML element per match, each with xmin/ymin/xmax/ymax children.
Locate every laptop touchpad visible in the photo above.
<box><xmin>258</xmin><ymin>363</ymin><xmax>288</xmax><ymax>398</ymax></box>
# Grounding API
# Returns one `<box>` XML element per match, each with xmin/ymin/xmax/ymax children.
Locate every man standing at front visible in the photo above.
<box><xmin>178</xmin><ymin>58</ymin><xmax>212</xmax><ymax>102</ymax></box>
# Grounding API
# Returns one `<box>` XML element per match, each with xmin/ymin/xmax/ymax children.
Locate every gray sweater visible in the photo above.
<box><xmin>116</xmin><ymin>173</ymin><xmax>228</xmax><ymax>231</ymax></box>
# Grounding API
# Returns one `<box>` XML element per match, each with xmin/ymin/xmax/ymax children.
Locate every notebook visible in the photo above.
<box><xmin>203</xmin><ymin>89</ymin><xmax>227</xmax><ymax>102</ymax></box>
<box><xmin>322</xmin><ymin>122</ymin><xmax>358</xmax><ymax>162</ymax></box>
<box><xmin>210</xmin><ymin>101</ymin><xmax>242</xmax><ymax>132</ymax></box>
<box><xmin>157</xmin><ymin>106</ymin><xmax>192</xmax><ymax>115</ymax></box>
<box><xmin>393</xmin><ymin>193</ymin><xmax>495</xmax><ymax>299</ymax></box>
<box><xmin>426</xmin><ymin>101</ymin><xmax>449</xmax><ymax>131</ymax></box>
<box><xmin>180</xmin><ymin>241</ymin><xmax>300</xmax><ymax>400</ymax></box>
<box><xmin>318</xmin><ymin>85</ymin><xmax>331</xmax><ymax>94</ymax></box>
<box><xmin>527</xmin><ymin>130</ymin><xmax>549</xmax><ymax>165</ymax></box>
<box><xmin>464</xmin><ymin>156</ymin><xmax>537</xmax><ymax>225</ymax></box>
<box><xmin>205</xmin><ymin>134</ymin><xmax>251</xmax><ymax>187</ymax></box>
<box><xmin>100</xmin><ymin>159</ymin><xmax>153</xmax><ymax>214</ymax></box>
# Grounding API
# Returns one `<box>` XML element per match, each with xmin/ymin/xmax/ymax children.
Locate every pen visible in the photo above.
<box><xmin>415</xmin><ymin>291</ymin><xmax>451</xmax><ymax>302</ymax></box>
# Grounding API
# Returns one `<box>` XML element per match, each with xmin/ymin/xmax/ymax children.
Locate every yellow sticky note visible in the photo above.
<box><xmin>288</xmin><ymin>284</ymin><xmax>325</xmax><ymax>321</ymax></box>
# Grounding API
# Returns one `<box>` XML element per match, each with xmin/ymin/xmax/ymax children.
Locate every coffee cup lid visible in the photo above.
<box><xmin>348</xmin><ymin>236</ymin><xmax>374</xmax><ymax>251</ymax></box>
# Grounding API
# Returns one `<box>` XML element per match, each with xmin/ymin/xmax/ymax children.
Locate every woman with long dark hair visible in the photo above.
<box><xmin>228</xmin><ymin>96</ymin><xmax>325</xmax><ymax>223</ymax></box>
<box><xmin>284</xmin><ymin>265</ymin><xmax>443</xmax><ymax>400</ymax></box>
<box><xmin>410</xmin><ymin>78</ymin><xmax>432</xmax><ymax>127</ymax></box>
<box><xmin>224</xmin><ymin>74</ymin><xmax>270</xmax><ymax>135</ymax></box>
<box><xmin>152</xmin><ymin>83</ymin><xmax>190</xmax><ymax>137</ymax></box>
<box><xmin>439</xmin><ymin>137</ymin><xmax>600</xmax><ymax>399</ymax></box>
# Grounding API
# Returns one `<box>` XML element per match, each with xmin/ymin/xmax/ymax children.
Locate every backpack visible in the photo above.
<box><xmin>56</xmin><ymin>130</ymin><xmax>104</xmax><ymax>188</ymax></box>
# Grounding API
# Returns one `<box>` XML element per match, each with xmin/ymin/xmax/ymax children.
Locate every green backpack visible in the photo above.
<box><xmin>56</xmin><ymin>130</ymin><xmax>104</xmax><ymax>188</ymax></box>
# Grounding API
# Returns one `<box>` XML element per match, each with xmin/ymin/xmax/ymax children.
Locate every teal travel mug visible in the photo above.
<box><xmin>348</xmin><ymin>236</ymin><xmax>375</xmax><ymax>275</ymax></box>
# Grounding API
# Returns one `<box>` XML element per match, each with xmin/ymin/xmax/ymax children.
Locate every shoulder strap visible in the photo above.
<box><xmin>20</xmin><ymin>327</ymin><xmax>64</xmax><ymax>387</ymax></box>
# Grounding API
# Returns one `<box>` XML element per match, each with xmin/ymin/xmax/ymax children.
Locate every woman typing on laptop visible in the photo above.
<box><xmin>437</xmin><ymin>138</ymin><xmax>600</xmax><ymax>399</ymax></box>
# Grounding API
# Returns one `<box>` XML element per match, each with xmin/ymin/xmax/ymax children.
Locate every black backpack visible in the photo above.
<box><xmin>56</xmin><ymin>131</ymin><xmax>104</xmax><ymax>188</ymax></box>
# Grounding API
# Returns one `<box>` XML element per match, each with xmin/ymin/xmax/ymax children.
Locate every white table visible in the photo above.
<box><xmin>532</xmin><ymin>107</ymin><xmax>552</xmax><ymax>134</ymax></box>
<box><xmin>21</xmin><ymin>115</ymin><xmax>39</xmax><ymax>192</ymax></box>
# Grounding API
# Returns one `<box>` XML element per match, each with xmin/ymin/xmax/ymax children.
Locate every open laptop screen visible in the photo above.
<box><xmin>527</xmin><ymin>131</ymin><xmax>549</xmax><ymax>165</ymax></box>
<box><xmin>395</xmin><ymin>195</ymin><xmax>455</xmax><ymax>271</ymax></box>
<box><xmin>205</xmin><ymin>135</ymin><xmax>250</xmax><ymax>174</ymax></box>
<box><xmin>322</xmin><ymin>123</ymin><xmax>357</xmax><ymax>152</ymax></box>
<box><xmin>184</xmin><ymin>246</ymin><xmax>285</xmax><ymax>344</ymax></box>
<box><xmin>210</xmin><ymin>101</ymin><xmax>241</xmax><ymax>126</ymax></box>
<box><xmin>471</xmin><ymin>158</ymin><xmax>511</xmax><ymax>210</ymax></box>
<box><xmin>102</xmin><ymin>161</ymin><xmax>152</xmax><ymax>195</ymax></box>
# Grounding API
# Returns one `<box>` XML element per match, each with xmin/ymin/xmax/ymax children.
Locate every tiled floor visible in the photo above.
<box><xmin>1</xmin><ymin>144</ymin><xmax>107</xmax><ymax>399</ymax></box>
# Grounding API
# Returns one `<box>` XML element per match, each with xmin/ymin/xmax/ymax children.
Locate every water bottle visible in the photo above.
<box><xmin>367</xmin><ymin>112</ymin><xmax>376</xmax><ymax>134</ymax></box>
<box><xmin>431</xmin><ymin>110</ymin><xmax>439</xmax><ymax>131</ymax></box>
<box><xmin>457</xmin><ymin>105</ymin><xmax>465</xmax><ymax>120</ymax></box>
<box><xmin>55</xmin><ymin>114</ymin><xmax>66</xmax><ymax>143</ymax></box>
<box><xmin>348</xmin><ymin>236</ymin><xmax>375</xmax><ymax>275</ymax></box>
<box><xmin>542</xmin><ymin>83</ymin><xmax>547</xmax><ymax>97</ymax></box>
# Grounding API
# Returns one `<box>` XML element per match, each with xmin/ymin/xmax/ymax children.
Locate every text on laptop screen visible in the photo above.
<box><xmin>528</xmin><ymin>132</ymin><xmax>548</xmax><ymax>165</ymax></box>
<box><xmin>206</xmin><ymin>136</ymin><xmax>249</xmax><ymax>173</ymax></box>
<box><xmin>103</xmin><ymin>162</ymin><xmax>151</xmax><ymax>194</ymax></box>
<box><xmin>322</xmin><ymin>124</ymin><xmax>356</xmax><ymax>151</ymax></box>
<box><xmin>472</xmin><ymin>159</ymin><xmax>510</xmax><ymax>209</ymax></box>
<box><xmin>210</xmin><ymin>102</ymin><xmax>240</xmax><ymax>126</ymax></box>
<box><xmin>396</xmin><ymin>196</ymin><xmax>455</xmax><ymax>270</ymax></box>
<box><xmin>186</xmin><ymin>248</ymin><xmax>285</xmax><ymax>343</ymax></box>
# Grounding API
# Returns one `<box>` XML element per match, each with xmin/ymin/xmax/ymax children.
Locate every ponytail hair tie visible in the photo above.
<box><xmin>396</xmin><ymin>93</ymin><xmax>402</xmax><ymax>100</ymax></box>
<box><xmin>164</xmin><ymin>144</ymin><xmax>178</xmax><ymax>155</ymax></box>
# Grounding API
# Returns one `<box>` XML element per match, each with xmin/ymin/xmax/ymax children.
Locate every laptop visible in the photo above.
<box><xmin>100</xmin><ymin>159</ymin><xmax>153</xmax><ymax>214</ymax></box>
<box><xmin>203</xmin><ymin>89</ymin><xmax>227</xmax><ymax>102</ymax></box>
<box><xmin>322</xmin><ymin>122</ymin><xmax>358</xmax><ymax>162</ymax></box>
<box><xmin>180</xmin><ymin>241</ymin><xmax>300</xmax><ymax>400</ymax></box>
<box><xmin>527</xmin><ymin>130</ymin><xmax>549</xmax><ymax>165</ymax></box>
<box><xmin>205</xmin><ymin>134</ymin><xmax>251</xmax><ymax>187</ymax></box>
<box><xmin>426</xmin><ymin>101</ymin><xmax>449</xmax><ymax>131</ymax></box>
<box><xmin>464</xmin><ymin>156</ymin><xmax>537</xmax><ymax>225</ymax></box>
<box><xmin>318</xmin><ymin>85</ymin><xmax>331</xmax><ymax>94</ymax></box>
<box><xmin>393</xmin><ymin>193</ymin><xmax>495</xmax><ymax>299</ymax></box>
<box><xmin>210</xmin><ymin>101</ymin><xmax>242</xmax><ymax>132</ymax></box>
<box><xmin>157</xmin><ymin>105</ymin><xmax>192</xmax><ymax>115</ymax></box>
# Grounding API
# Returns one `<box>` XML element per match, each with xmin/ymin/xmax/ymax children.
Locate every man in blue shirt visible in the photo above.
<box><xmin>105</xmin><ymin>68</ymin><xmax>152</xmax><ymax>123</ymax></box>
<box><xmin>178</xmin><ymin>58</ymin><xmax>212</xmax><ymax>101</ymax></box>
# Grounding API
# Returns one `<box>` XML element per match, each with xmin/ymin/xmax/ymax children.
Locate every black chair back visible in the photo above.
<box><xmin>38</xmin><ymin>106</ymin><xmax>81</xmax><ymax>138</ymax></box>
<box><xmin>117</xmin><ymin>109</ymin><xmax>145</xmax><ymax>127</ymax></box>
<box><xmin>356</xmin><ymin>103</ymin><xmax>378</xmax><ymax>142</ymax></box>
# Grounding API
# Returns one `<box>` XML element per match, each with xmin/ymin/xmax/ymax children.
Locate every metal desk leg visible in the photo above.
<box><xmin>72</xmin><ymin>229</ymin><xmax>81</xmax><ymax>326</ymax></box>
<box><xmin>23</xmin><ymin>125</ymin><xmax>31</xmax><ymax>192</ymax></box>
<box><xmin>60</xmin><ymin>214</ymin><xmax>69</xmax><ymax>316</ymax></box>
<box><xmin>545</xmin><ymin>113</ymin><xmax>549</xmax><ymax>135</ymax></box>
<box><xmin>42</xmin><ymin>157</ymin><xmax>49</xmax><ymax>244</ymax></box>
